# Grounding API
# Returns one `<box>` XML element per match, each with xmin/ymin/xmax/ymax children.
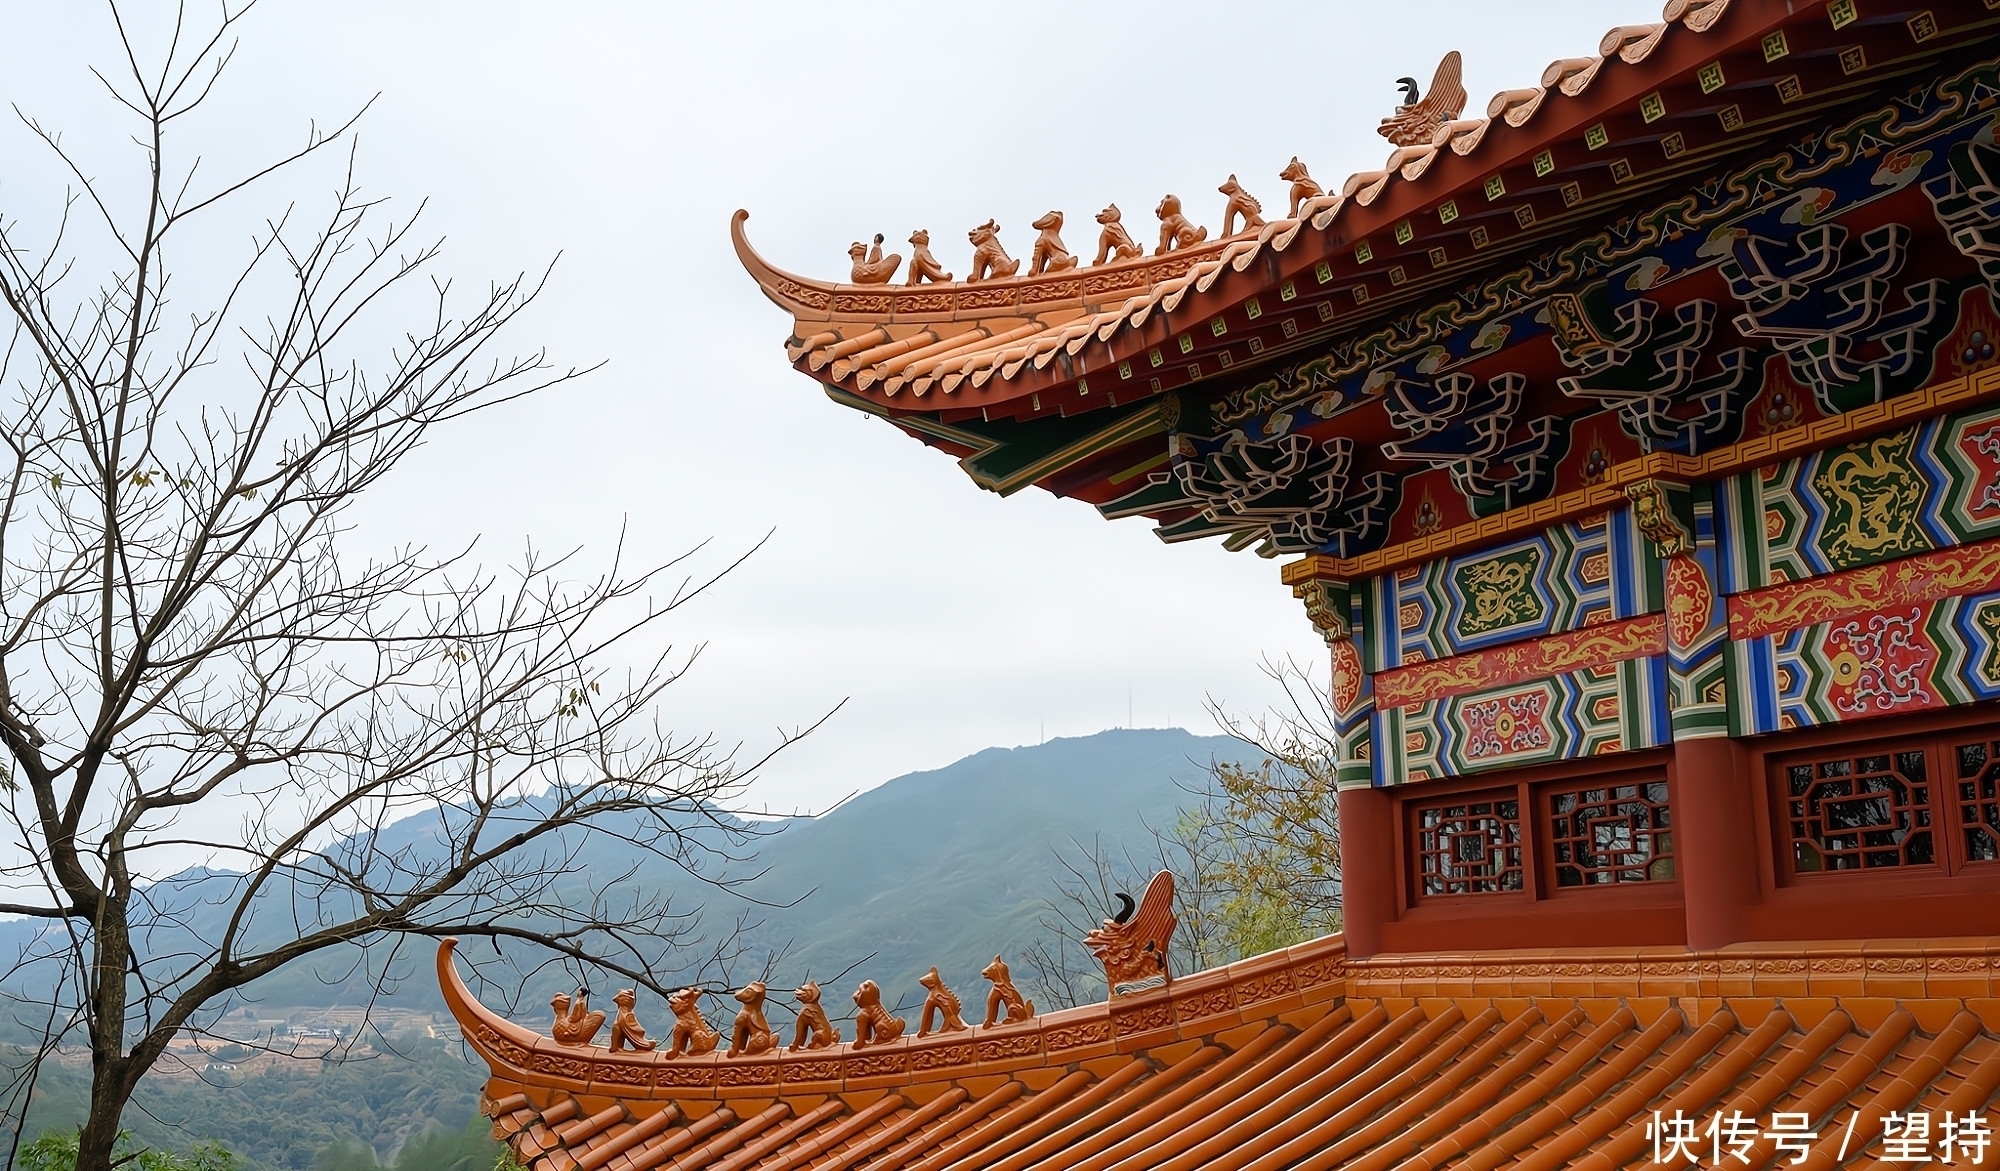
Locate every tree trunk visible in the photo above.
<box><xmin>76</xmin><ymin>1066</ymin><xmax>128</xmax><ymax>1171</ymax></box>
<box><xmin>77</xmin><ymin>900</ymin><xmax>133</xmax><ymax>1171</ymax></box>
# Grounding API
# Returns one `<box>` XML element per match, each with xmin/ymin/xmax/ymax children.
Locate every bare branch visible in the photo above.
<box><xmin>0</xmin><ymin>8</ymin><xmax>812</xmax><ymax>1168</ymax></box>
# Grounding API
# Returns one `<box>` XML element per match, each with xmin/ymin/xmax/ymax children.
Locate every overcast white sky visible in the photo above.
<box><xmin>0</xmin><ymin>1</ymin><xmax>1652</xmax><ymax>814</ymax></box>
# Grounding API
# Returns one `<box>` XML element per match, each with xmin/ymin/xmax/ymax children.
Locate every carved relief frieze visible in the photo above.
<box><xmin>910</xmin><ymin>1043</ymin><xmax>976</xmax><ymax>1071</ymax></box>
<box><xmin>782</xmin><ymin>1059</ymin><xmax>842</xmax><ymax>1083</ymax></box>
<box><xmin>847</xmin><ymin>1051</ymin><xmax>910</xmax><ymax>1078</ymax></box>
<box><xmin>594</xmin><ymin>1061</ymin><xmax>650</xmax><ymax>1086</ymax></box>
<box><xmin>1173</xmin><ymin>987</ymin><xmax>1236</xmax><ymax>1021</ymax></box>
<box><xmin>1111</xmin><ymin>1003</ymin><xmax>1173</xmax><ymax>1035</ymax></box>
<box><xmin>1045</xmin><ymin>1021</ymin><xmax>1112</xmax><ymax>1050</ymax></box>
<box><xmin>654</xmin><ymin>1064</ymin><xmax>717</xmax><ymax>1089</ymax></box>
<box><xmin>530</xmin><ymin>1052</ymin><xmax>593</xmax><ymax>1081</ymax></box>
<box><xmin>1236</xmin><ymin>971</ymin><xmax>1299</xmax><ymax>1005</ymax></box>
<box><xmin>475</xmin><ymin>1026</ymin><xmax>531</xmax><ymax>1068</ymax></box>
<box><xmin>717</xmin><ymin>1062</ymin><xmax>781</xmax><ymax>1086</ymax></box>
<box><xmin>976</xmin><ymin>1034</ymin><xmax>1043</xmax><ymax>1061</ymax></box>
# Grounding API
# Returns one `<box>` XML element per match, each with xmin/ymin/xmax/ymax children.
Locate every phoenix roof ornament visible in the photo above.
<box><xmin>1086</xmin><ymin>870</ymin><xmax>1177</xmax><ymax>996</ymax></box>
<box><xmin>1378</xmin><ymin>51</ymin><xmax>1467</xmax><ymax>146</ymax></box>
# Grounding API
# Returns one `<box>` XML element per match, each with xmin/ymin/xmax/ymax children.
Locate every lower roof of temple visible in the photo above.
<box><xmin>444</xmin><ymin>937</ymin><xmax>2000</xmax><ymax>1171</ymax></box>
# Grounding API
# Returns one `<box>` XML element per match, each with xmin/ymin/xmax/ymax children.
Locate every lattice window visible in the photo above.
<box><xmin>1547</xmin><ymin>780</ymin><xmax>1674</xmax><ymax>886</ymax></box>
<box><xmin>1414</xmin><ymin>798</ymin><xmax>1523</xmax><ymax>895</ymax></box>
<box><xmin>1951</xmin><ymin>739</ymin><xmax>2000</xmax><ymax>864</ymax></box>
<box><xmin>1783</xmin><ymin>749</ymin><xmax>1934</xmax><ymax>872</ymax></box>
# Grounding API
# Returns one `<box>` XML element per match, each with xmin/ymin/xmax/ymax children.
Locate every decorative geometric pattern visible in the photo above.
<box><xmin>1364</xmin><ymin>510</ymin><xmax>1654</xmax><ymax>671</ymax></box>
<box><xmin>1377</xmin><ymin>658</ymin><xmax>1669</xmax><ymax>785</ymax></box>
<box><xmin>1545</xmin><ymin>779</ymin><xmax>1675</xmax><ymax>887</ymax></box>
<box><xmin>1727</xmin><ymin>535</ymin><xmax>2000</xmax><ymax>639</ymax></box>
<box><xmin>1779</xmin><ymin>748</ymin><xmax>1936</xmax><ymax>873</ymax></box>
<box><xmin>1216</xmin><ymin>53</ymin><xmax>2000</xmax><ymax>439</ymax></box>
<box><xmin>1360</xmin><ymin>395</ymin><xmax>2000</xmax><ymax>771</ymax></box>
<box><xmin>1733</xmin><ymin>590</ymin><xmax>2000</xmax><ymax>735</ymax></box>
<box><xmin>1412</xmin><ymin>795</ymin><xmax>1524</xmax><ymax>896</ymax></box>
<box><xmin>1662</xmin><ymin>490</ymin><xmax>1733</xmax><ymax>740</ymax></box>
<box><xmin>1718</xmin><ymin>400</ymin><xmax>2000</xmax><ymax>591</ymax></box>
<box><xmin>1924</xmin><ymin>137</ymin><xmax>2000</xmax><ymax>297</ymax></box>
<box><xmin>1121</xmin><ymin>56</ymin><xmax>2000</xmax><ymax>561</ymax></box>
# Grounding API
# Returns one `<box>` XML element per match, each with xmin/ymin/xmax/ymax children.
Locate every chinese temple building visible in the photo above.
<box><xmin>446</xmin><ymin>2</ymin><xmax>2000</xmax><ymax>1167</ymax></box>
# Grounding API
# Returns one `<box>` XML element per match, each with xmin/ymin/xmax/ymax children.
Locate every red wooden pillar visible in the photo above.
<box><xmin>1292</xmin><ymin>575</ymin><xmax>1396</xmax><ymax>958</ymax></box>
<box><xmin>1673</xmin><ymin>736</ymin><xmax>1759</xmax><ymax>949</ymax></box>
<box><xmin>1628</xmin><ymin>478</ymin><xmax>1760</xmax><ymax>949</ymax></box>
<box><xmin>1338</xmin><ymin>783</ymin><xmax>1396</xmax><ymax>959</ymax></box>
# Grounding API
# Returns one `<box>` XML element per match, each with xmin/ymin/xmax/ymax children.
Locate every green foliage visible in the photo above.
<box><xmin>1194</xmin><ymin>659</ymin><xmax>1344</xmax><ymax>958</ymax></box>
<box><xmin>309</xmin><ymin>1139</ymin><xmax>378</xmax><ymax>1171</ymax></box>
<box><xmin>385</xmin><ymin>1120</ymin><xmax>500</xmax><ymax>1171</ymax></box>
<box><xmin>1203</xmin><ymin>751</ymin><xmax>1341</xmax><ymax>957</ymax></box>
<box><xmin>15</xmin><ymin>1038</ymin><xmax>498</xmax><ymax>1171</ymax></box>
<box><xmin>18</xmin><ymin>1130</ymin><xmax>236</xmax><ymax>1171</ymax></box>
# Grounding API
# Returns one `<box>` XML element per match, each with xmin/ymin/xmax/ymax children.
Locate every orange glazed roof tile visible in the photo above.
<box><xmin>446</xmin><ymin>938</ymin><xmax>2000</xmax><ymax>1171</ymax></box>
<box><xmin>732</xmin><ymin>0</ymin><xmax>1756</xmax><ymax>415</ymax></box>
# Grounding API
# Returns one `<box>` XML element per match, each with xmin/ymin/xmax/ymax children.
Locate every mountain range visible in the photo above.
<box><xmin>8</xmin><ymin>728</ymin><xmax>1257</xmax><ymax>1168</ymax></box>
<box><xmin>2</xmin><ymin>727</ymin><xmax>1255</xmax><ymax>1025</ymax></box>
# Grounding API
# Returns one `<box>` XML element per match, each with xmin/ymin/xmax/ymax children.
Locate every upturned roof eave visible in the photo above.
<box><xmin>733</xmin><ymin>0</ymin><xmax>1803</xmax><ymax>421</ymax></box>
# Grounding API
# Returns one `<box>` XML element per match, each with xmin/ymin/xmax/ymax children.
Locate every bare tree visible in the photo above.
<box><xmin>0</xmin><ymin>9</ymin><xmax>810</xmax><ymax>1168</ymax></box>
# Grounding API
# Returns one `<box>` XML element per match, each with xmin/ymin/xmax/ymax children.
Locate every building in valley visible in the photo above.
<box><xmin>444</xmin><ymin>3</ymin><xmax>2000</xmax><ymax>1167</ymax></box>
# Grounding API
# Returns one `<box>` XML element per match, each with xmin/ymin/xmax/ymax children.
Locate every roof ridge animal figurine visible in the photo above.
<box><xmin>1029</xmin><ymin>210</ymin><xmax>1078</xmax><ymax>276</ymax></box>
<box><xmin>549</xmin><ymin>988</ymin><xmax>605</xmax><ymax>1047</ymax></box>
<box><xmin>906</xmin><ymin>229</ymin><xmax>952</xmax><ymax>285</ymax></box>
<box><xmin>1219</xmin><ymin>175</ymin><xmax>1265</xmax><ymax>237</ymax></box>
<box><xmin>980</xmin><ymin>954</ymin><xmax>1035</xmax><ymax>1026</ymax></box>
<box><xmin>966</xmin><ymin>219</ymin><xmax>1020</xmax><ymax>282</ymax></box>
<box><xmin>851</xmin><ymin>979</ymin><xmax>906</xmax><ymax>1049</ymax></box>
<box><xmin>1378</xmin><ymin>51</ymin><xmax>1467</xmax><ymax>147</ymax></box>
<box><xmin>1155</xmin><ymin>195</ymin><xmax>1208</xmax><ymax>256</ymax></box>
<box><xmin>1281</xmin><ymin>157</ymin><xmax>1323</xmax><ymax>218</ymax></box>
<box><xmin>848</xmin><ymin>233</ymin><xmax>901</xmax><ymax>284</ymax></box>
<box><xmin>1093</xmin><ymin>205</ymin><xmax>1142</xmax><ymax>266</ymax></box>
<box><xmin>727</xmin><ymin>981</ymin><xmax>776</xmax><ymax>1057</ymax></box>
<box><xmin>607</xmin><ymin>988</ymin><xmax>657</xmax><ymax>1053</ymax></box>
<box><xmin>1085</xmin><ymin>870</ymin><xmax>1178</xmax><ymax>996</ymax></box>
<box><xmin>917</xmin><ymin>966</ymin><xmax>968</xmax><ymax>1037</ymax></box>
<box><xmin>789</xmin><ymin>979</ymin><xmax>838</xmax><ymax>1051</ymax></box>
<box><xmin>665</xmin><ymin>986</ymin><xmax>720</xmax><ymax>1057</ymax></box>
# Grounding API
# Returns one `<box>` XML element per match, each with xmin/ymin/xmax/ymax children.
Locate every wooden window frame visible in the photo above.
<box><xmin>1407</xmin><ymin>787</ymin><xmax>1526</xmax><ymax>900</ymax></box>
<box><xmin>1542</xmin><ymin>775</ymin><xmax>1676</xmax><ymax>889</ymax></box>
<box><xmin>1767</xmin><ymin>723</ymin><xmax>2000</xmax><ymax>885</ymax></box>
<box><xmin>1394</xmin><ymin>753</ymin><xmax>1678</xmax><ymax>912</ymax></box>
